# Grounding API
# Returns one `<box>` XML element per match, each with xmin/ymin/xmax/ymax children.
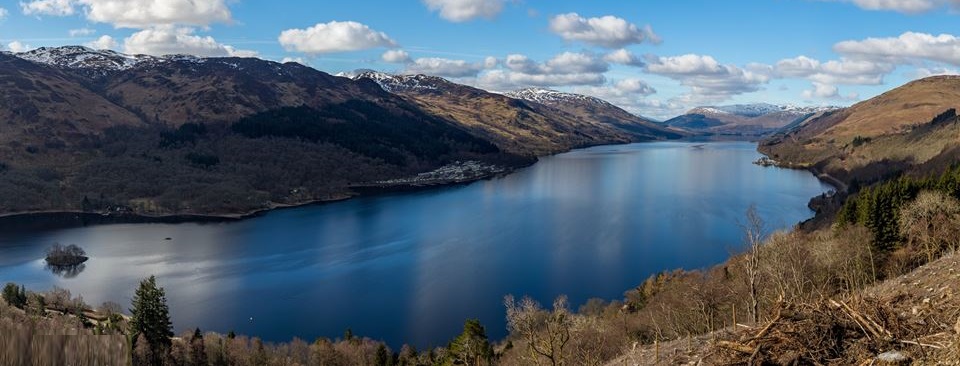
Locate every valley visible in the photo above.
<box><xmin>0</xmin><ymin>47</ymin><xmax>682</xmax><ymax>221</ymax></box>
<box><xmin>2</xmin><ymin>6</ymin><xmax>960</xmax><ymax>362</ymax></box>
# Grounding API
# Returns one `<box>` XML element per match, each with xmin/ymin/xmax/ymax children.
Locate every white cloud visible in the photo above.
<box><xmin>0</xmin><ymin>7</ymin><xmax>8</xmax><ymax>20</ymax></box>
<box><xmin>20</xmin><ymin>0</ymin><xmax>232</xmax><ymax>27</ymax></box>
<box><xmin>774</xmin><ymin>55</ymin><xmax>893</xmax><ymax>100</ymax></box>
<box><xmin>775</xmin><ymin>55</ymin><xmax>894</xmax><ymax>85</ymax></box>
<box><xmin>504</xmin><ymin>52</ymin><xmax>608</xmax><ymax>75</ymax></box>
<box><xmin>574</xmin><ymin>78</ymin><xmax>656</xmax><ymax>101</ymax></box>
<box><xmin>382</xmin><ymin>49</ymin><xmax>412</xmax><ymax>63</ymax></box>
<box><xmin>571</xmin><ymin>78</ymin><xmax>663</xmax><ymax>117</ymax></box>
<box><xmin>422</xmin><ymin>0</ymin><xmax>504</xmax><ymax>22</ymax></box>
<box><xmin>85</xmin><ymin>0</ymin><xmax>230</xmax><ymax>28</ymax></box>
<box><xmin>479</xmin><ymin>70</ymin><xmax>606</xmax><ymax>90</ymax></box>
<box><xmin>404</xmin><ymin>56</ymin><xmax>496</xmax><ymax>77</ymax></box>
<box><xmin>85</xmin><ymin>34</ymin><xmax>117</xmax><ymax>50</ymax></box>
<box><xmin>279</xmin><ymin>21</ymin><xmax>396</xmax><ymax>54</ymax></box>
<box><xmin>802</xmin><ymin>82</ymin><xmax>838</xmax><ymax>98</ymax></box>
<box><xmin>477</xmin><ymin>52</ymin><xmax>610</xmax><ymax>90</ymax></box>
<box><xmin>7</xmin><ymin>41</ymin><xmax>34</xmax><ymax>53</ymax></box>
<box><xmin>280</xmin><ymin>57</ymin><xmax>306</xmax><ymax>65</ymax></box>
<box><xmin>645</xmin><ymin>54</ymin><xmax>770</xmax><ymax>103</ymax></box>
<box><xmin>603</xmin><ymin>49</ymin><xmax>646</xmax><ymax>67</ymax></box>
<box><xmin>834</xmin><ymin>32</ymin><xmax>960</xmax><ymax>66</ymax></box>
<box><xmin>802</xmin><ymin>82</ymin><xmax>860</xmax><ymax>100</ymax></box>
<box><xmin>124</xmin><ymin>26</ymin><xmax>255</xmax><ymax>57</ymax></box>
<box><xmin>612</xmin><ymin>78</ymin><xmax>657</xmax><ymax>95</ymax></box>
<box><xmin>69</xmin><ymin>27</ymin><xmax>96</xmax><ymax>37</ymax></box>
<box><xmin>911</xmin><ymin>66</ymin><xmax>960</xmax><ymax>78</ymax></box>
<box><xmin>549</xmin><ymin>13</ymin><xmax>660</xmax><ymax>48</ymax></box>
<box><xmin>20</xmin><ymin>0</ymin><xmax>75</xmax><ymax>16</ymax></box>
<box><xmin>836</xmin><ymin>0</ymin><xmax>959</xmax><ymax>13</ymax></box>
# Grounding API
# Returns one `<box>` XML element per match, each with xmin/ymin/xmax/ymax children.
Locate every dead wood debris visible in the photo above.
<box><xmin>711</xmin><ymin>296</ymin><xmax>960</xmax><ymax>365</ymax></box>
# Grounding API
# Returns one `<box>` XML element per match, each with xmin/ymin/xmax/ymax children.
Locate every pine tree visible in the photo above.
<box><xmin>130</xmin><ymin>275</ymin><xmax>173</xmax><ymax>365</ymax></box>
<box><xmin>375</xmin><ymin>344</ymin><xmax>390</xmax><ymax>366</ymax></box>
<box><xmin>190</xmin><ymin>328</ymin><xmax>207</xmax><ymax>366</ymax></box>
<box><xmin>2</xmin><ymin>283</ymin><xmax>27</xmax><ymax>309</ymax></box>
<box><xmin>447</xmin><ymin>319</ymin><xmax>493</xmax><ymax>366</ymax></box>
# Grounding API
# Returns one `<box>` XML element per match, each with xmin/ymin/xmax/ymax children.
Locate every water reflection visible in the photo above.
<box><xmin>0</xmin><ymin>142</ymin><xmax>832</xmax><ymax>348</ymax></box>
<box><xmin>46</xmin><ymin>263</ymin><xmax>86</xmax><ymax>278</ymax></box>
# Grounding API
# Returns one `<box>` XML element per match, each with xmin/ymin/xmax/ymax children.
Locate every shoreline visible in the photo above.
<box><xmin>0</xmin><ymin>166</ymin><xmax>524</xmax><ymax>230</ymax></box>
<box><xmin>0</xmin><ymin>139</ymin><xmax>790</xmax><ymax>230</ymax></box>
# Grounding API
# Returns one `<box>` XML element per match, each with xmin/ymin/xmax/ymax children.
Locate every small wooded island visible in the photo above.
<box><xmin>44</xmin><ymin>243</ymin><xmax>89</xmax><ymax>267</ymax></box>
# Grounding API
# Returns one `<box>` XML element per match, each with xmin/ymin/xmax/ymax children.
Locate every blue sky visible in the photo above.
<box><xmin>0</xmin><ymin>0</ymin><xmax>957</xmax><ymax>119</ymax></box>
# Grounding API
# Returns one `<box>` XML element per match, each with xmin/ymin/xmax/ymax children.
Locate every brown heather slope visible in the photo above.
<box><xmin>0</xmin><ymin>50</ymin><xmax>521</xmax><ymax>216</ymax></box>
<box><xmin>0</xmin><ymin>47</ymin><xmax>678</xmax><ymax>217</ymax></box>
<box><xmin>104</xmin><ymin>58</ymin><xmax>401</xmax><ymax>126</ymax></box>
<box><xmin>0</xmin><ymin>55</ymin><xmax>144</xmax><ymax>147</ymax></box>
<box><xmin>351</xmin><ymin>73</ymin><xmax>682</xmax><ymax>156</ymax></box>
<box><xmin>761</xmin><ymin>76</ymin><xmax>960</xmax><ymax>187</ymax></box>
<box><xmin>502</xmin><ymin>87</ymin><xmax>683</xmax><ymax>142</ymax></box>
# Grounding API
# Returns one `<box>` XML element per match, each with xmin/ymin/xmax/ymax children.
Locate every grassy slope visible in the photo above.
<box><xmin>761</xmin><ymin>76</ymin><xmax>960</xmax><ymax>186</ymax></box>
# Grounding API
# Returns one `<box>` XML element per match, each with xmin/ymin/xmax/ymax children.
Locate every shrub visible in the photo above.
<box><xmin>1</xmin><ymin>283</ymin><xmax>26</xmax><ymax>309</ymax></box>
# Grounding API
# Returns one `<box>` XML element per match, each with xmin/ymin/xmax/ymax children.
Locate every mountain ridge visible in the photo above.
<box><xmin>665</xmin><ymin>103</ymin><xmax>840</xmax><ymax>136</ymax></box>
<box><xmin>0</xmin><ymin>46</ymin><xmax>679</xmax><ymax>218</ymax></box>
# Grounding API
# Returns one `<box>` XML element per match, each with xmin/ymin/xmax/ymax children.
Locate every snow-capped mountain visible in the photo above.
<box><xmin>504</xmin><ymin>87</ymin><xmax>611</xmax><ymax>107</ymax></box>
<box><xmin>340</xmin><ymin>70</ymin><xmax>449</xmax><ymax>94</ymax></box>
<box><xmin>14</xmin><ymin>46</ymin><xmax>161</xmax><ymax>73</ymax></box>
<box><xmin>689</xmin><ymin>103</ymin><xmax>838</xmax><ymax>118</ymax></box>
<box><xmin>666</xmin><ymin>103</ymin><xmax>841</xmax><ymax>135</ymax></box>
<box><xmin>339</xmin><ymin>71</ymin><xmax>681</xmax><ymax>154</ymax></box>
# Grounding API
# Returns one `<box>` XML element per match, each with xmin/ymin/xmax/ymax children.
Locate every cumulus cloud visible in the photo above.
<box><xmin>124</xmin><ymin>26</ymin><xmax>256</xmax><ymax>57</ymax></box>
<box><xmin>504</xmin><ymin>52</ymin><xmax>608</xmax><ymax>75</ymax></box>
<box><xmin>85</xmin><ymin>34</ymin><xmax>117</xmax><ymax>50</ymax></box>
<box><xmin>775</xmin><ymin>55</ymin><xmax>894</xmax><ymax>85</ymax></box>
<box><xmin>645</xmin><ymin>54</ymin><xmax>770</xmax><ymax>103</ymax></box>
<box><xmin>382</xmin><ymin>49</ymin><xmax>412</xmax><ymax>63</ymax></box>
<box><xmin>404</xmin><ymin>56</ymin><xmax>496</xmax><ymax>77</ymax></box>
<box><xmin>573</xmin><ymin>78</ymin><xmax>656</xmax><ymax>103</ymax></box>
<box><xmin>476</xmin><ymin>52</ymin><xmax>610</xmax><ymax>90</ymax></box>
<box><xmin>279</xmin><ymin>21</ymin><xmax>396</xmax><ymax>54</ymax></box>
<box><xmin>20</xmin><ymin>0</ymin><xmax>232</xmax><ymax>27</ymax></box>
<box><xmin>571</xmin><ymin>79</ymin><xmax>672</xmax><ymax>118</ymax></box>
<box><xmin>772</xmin><ymin>55</ymin><xmax>889</xmax><ymax>100</ymax></box>
<box><xmin>20</xmin><ymin>0</ymin><xmax>75</xmax><ymax>16</ymax></box>
<box><xmin>7</xmin><ymin>41</ymin><xmax>34</xmax><ymax>53</ymax></box>
<box><xmin>69</xmin><ymin>27</ymin><xmax>96</xmax><ymax>37</ymax></box>
<box><xmin>603</xmin><ymin>49</ymin><xmax>646</xmax><ymax>67</ymax></box>
<box><xmin>479</xmin><ymin>70</ymin><xmax>606</xmax><ymax>90</ymax></box>
<box><xmin>549</xmin><ymin>13</ymin><xmax>660</xmax><ymax>48</ymax></box>
<box><xmin>0</xmin><ymin>7</ymin><xmax>8</xmax><ymax>20</ymax></box>
<box><xmin>801</xmin><ymin>81</ymin><xmax>858</xmax><ymax>100</ymax></box>
<box><xmin>422</xmin><ymin>0</ymin><xmax>504</xmax><ymax>22</ymax></box>
<box><xmin>910</xmin><ymin>66</ymin><xmax>960</xmax><ymax>78</ymax></box>
<box><xmin>833</xmin><ymin>32</ymin><xmax>960</xmax><ymax>66</ymax></box>
<box><xmin>280</xmin><ymin>56</ymin><xmax>306</xmax><ymax>65</ymax></box>
<box><xmin>835</xmin><ymin>0</ymin><xmax>959</xmax><ymax>13</ymax></box>
<box><xmin>86</xmin><ymin>0</ymin><xmax>231</xmax><ymax>27</ymax></box>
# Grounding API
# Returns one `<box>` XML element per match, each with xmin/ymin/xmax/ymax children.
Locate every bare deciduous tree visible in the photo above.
<box><xmin>742</xmin><ymin>205</ymin><xmax>764</xmax><ymax>324</ymax></box>
<box><xmin>899</xmin><ymin>191</ymin><xmax>960</xmax><ymax>262</ymax></box>
<box><xmin>505</xmin><ymin>295</ymin><xmax>573</xmax><ymax>366</ymax></box>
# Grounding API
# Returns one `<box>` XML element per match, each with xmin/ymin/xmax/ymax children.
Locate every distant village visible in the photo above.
<box><xmin>375</xmin><ymin>161</ymin><xmax>507</xmax><ymax>186</ymax></box>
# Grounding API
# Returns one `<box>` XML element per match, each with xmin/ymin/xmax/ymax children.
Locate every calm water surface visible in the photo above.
<box><xmin>0</xmin><ymin>142</ymin><xmax>831</xmax><ymax>347</ymax></box>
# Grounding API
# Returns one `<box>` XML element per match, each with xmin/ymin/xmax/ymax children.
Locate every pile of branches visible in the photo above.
<box><xmin>712</xmin><ymin>296</ymin><xmax>958</xmax><ymax>365</ymax></box>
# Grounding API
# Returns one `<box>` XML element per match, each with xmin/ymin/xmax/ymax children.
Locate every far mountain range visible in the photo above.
<box><xmin>663</xmin><ymin>103</ymin><xmax>839</xmax><ymax>136</ymax></box>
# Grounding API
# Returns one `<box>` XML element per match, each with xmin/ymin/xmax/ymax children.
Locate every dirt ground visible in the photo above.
<box><xmin>608</xmin><ymin>251</ymin><xmax>960</xmax><ymax>365</ymax></box>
